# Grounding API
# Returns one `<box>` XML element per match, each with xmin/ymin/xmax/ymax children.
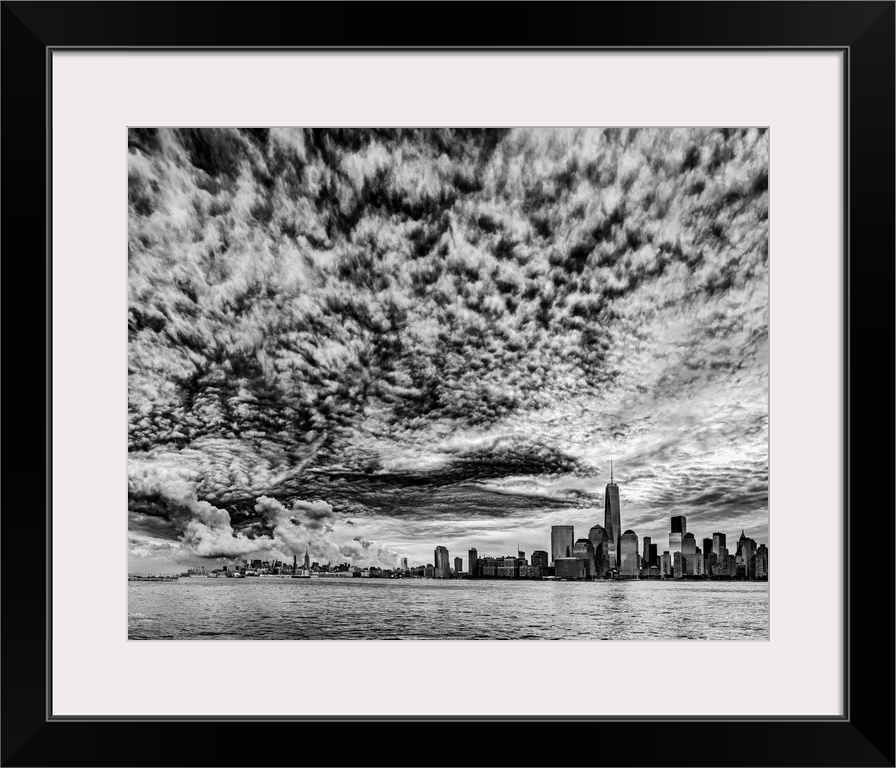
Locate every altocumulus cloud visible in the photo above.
<box><xmin>128</xmin><ymin>128</ymin><xmax>768</xmax><ymax>567</ymax></box>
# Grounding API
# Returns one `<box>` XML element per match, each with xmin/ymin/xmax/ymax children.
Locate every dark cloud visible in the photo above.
<box><xmin>128</xmin><ymin>128</ymin><xmax>768</xmax><ymax>565</ymax></box>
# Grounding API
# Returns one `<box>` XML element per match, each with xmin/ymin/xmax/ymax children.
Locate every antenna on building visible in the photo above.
<box><xmin>610</xmin><ymin>459</ymin><xmax>614</xmax><ymax>483</ymax></box>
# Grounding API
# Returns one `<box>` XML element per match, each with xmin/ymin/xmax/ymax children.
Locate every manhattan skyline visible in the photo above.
<box><xmin>128</xmin><ymin>127</ymin><xmax>769</xmax><ymax>574</ymax></box>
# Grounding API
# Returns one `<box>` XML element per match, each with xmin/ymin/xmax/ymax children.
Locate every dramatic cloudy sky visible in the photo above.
<box><xmin>128</xmin><ymin>128</ymin><xmax>768</xmax><ymax>573</ymax></box>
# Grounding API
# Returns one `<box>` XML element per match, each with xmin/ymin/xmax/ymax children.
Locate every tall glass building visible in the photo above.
<box><xmin>603</xmin><ymin>462</ymin><xmax>621</xmax><ymax>568</ymax></box>
<box><xmin>619</xmin><ymin>530</ymin><xmax>640</xmax><ymax>577</ymax></box>
<box><xmin>551</xmin><ymin>525</ymin><xmax>575</xmax><ymax>564</ymax></box>
<box><xmin>433</xmin><ymin>546</ymin><xmax>450</xmax><ymax>579</ymax></box>
<box><xmin>588</xmin><ymin>522</ymin><xmax>610</xmax><ymax>576</ymax></box>
<box><xmin>669</xmin><ymin>515</ymin><xmax>687</xmax><ymax>556</ymax></box>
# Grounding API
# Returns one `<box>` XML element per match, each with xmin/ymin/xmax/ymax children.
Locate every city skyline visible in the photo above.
<box><xmin>128</xmin><ymin>128</ymin><xmax>769</xmax><ymax>575</ymax></box>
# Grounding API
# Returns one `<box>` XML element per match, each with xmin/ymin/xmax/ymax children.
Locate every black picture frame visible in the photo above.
<box><xmin>2</xmin><ymin>2</ymin><xmax>893</xmax><ymax>766</ymax></box>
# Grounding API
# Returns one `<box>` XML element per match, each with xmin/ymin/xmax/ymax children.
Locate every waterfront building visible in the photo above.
<box><xmin>498</xmin><ymin>556</ymin><xmax>519</xmax><ymax>578</ymax></box>
<box><xmin>736</xmin><ymin>531</ymin><xmax>757</xmax><ymax>578</ymax></box>
<box><xmin>619</xmin><ymin>530</ymin><xmax>640</xmax><ymax>577</ymax></box>
<box><xmin>555</xmin><ymin>557</ymin><xmax>589</xmax><ymax>580</ymax></box>
<box><xmin>726</xmin><ymin>554</ymin><xmax>737</xmax><ymax>576</ymax></box>
<box><xmin>753</xmin><ymin>544</ymin><xmax>769</xmax><ymax>579</ymax></box>
<box><xmin>434</xmin><ymin>546</ymin><xmax>450</xmax><ymax>579</ymax></box>
<box><xmin>551</xmin><ymin>525</ymin><xmax>575</xmax><ymax>564</ymax></box>
<box><xmin>400</xmin><ymin>557</ymin><xmax>408</xmax><ymax>571</ymax></box>
<box><xmin>703</xmin><ymin>538</ymin><xmax>713</xmax><ymax>556</ymax></box>
<box><xmin>424</xmin><ymin>564</ymin><xmax>434</xmax><ymax>578</ymax></box>
<box><xmin>604</xmin><ymin>461</ymin><xmax>622</xmax><ymax>568</ymax></box>
<box><xmin>572</xmin><ymin>539</ymin><xmax>595</xmax><ymax>578</ymax></box>
<box><xmin>673</xmin><ymin>551</ymin><xmax>684</xmax><ymax>579</ymax></box>
<box><xmin>648</xmin><ymin>543</ymin><xmax>658</xmax><ymax>567</ymax></box>
<box><xmin>661</xmin><ymin>551</ymin><xmax>672</xmax><ymax>577</ymax></box>
<box><xmin>531</xmin><ymin>550</ymin><xmax>549</xmax><ymax>569</ymax></box>
<box><xmin>588</xmin><ymin>523</ymin><xmax>610</xmax><ymax>576</ymax></box>
<box><xmin>468</xmin><ymin>548</ymin><xmax>478</xmax><ymax>578</ymax></box>
<box><xmin>303</xmin><ymin>550</ymin><xmax>310</xmax><ymax>571</ymax></box>
<box><xmin>454</xmin><ymin>557</ymin><xmax>463</xmax><ymax>575</ymax></box>
<box><xmin>669</xmin><ymin>515</ymin><xmax>687</xmax><ymax>558</ymax></box>
<box><xmin>713</xmin><ymin>532</ymin><xmax>727</xmax><ymax>559</ymax></box>
<box><xmin>642</xmin><ymin>536</ymin><xmax>652</xmax><ymax>568</ymax></box>
<box><xmin>682</xmin><ymin>533</ymin><xmax>697</xmax><ymax>576</ymax></box>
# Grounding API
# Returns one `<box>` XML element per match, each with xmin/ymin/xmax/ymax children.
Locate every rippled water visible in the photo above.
<box><xmin>129</xmin><ymin>578</ymin><xmax>768</xmax><ymax>640</ymax></box>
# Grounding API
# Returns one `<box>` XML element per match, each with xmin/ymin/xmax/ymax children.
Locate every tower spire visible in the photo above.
<box><xmin>610</xmin><ymin>459</ymin><xmax>614</xmax><ymax>483</ymax></box>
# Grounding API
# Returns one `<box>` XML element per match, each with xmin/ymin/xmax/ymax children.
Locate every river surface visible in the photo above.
<box><xmin>129</xmin><ymin>578</ymin><xmax>768</xmax><ymax>640</ymax></box>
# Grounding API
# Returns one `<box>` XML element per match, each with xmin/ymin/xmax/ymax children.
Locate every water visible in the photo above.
<box><xmin>129</xmin><ymin>578</ymin><xmax>768</xmax><ymax>640</ymax></box>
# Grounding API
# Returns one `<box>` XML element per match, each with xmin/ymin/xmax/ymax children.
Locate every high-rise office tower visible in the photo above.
<box><xmin>588</xmin><ymin>522</ymin><xmax>610</xmax><ymax>575</ymax></box>
<box><xmin>468</xmin><ymin>548</ymin><xmax>478</xmax><ymax>578</ymax></box>
<box><xmin>713</xmin><ymin>532</ymin><xmax>726</xmax><ymax>558</ymax></box>
<box><xmin>304</xmin><ymin>550</ymin><xmax>311</xmax><ymax>571</ymax></box>
<box><xmin>433</xmin><ymin>546</ymin><xmax>450</xmax><ymax>579</ymax></box>
<box><xmin>642</xmin><ymin>536</ymin><xmax>652</xmax><ymax>568</ymax></box>
<box><xmin>454</xmin><ymin>556</ymin><xmax>462</xmax><ymax>574</ymax></box>
<box><xmin>604</xmin><ymin>461</ymin><xmax>622</xmax><ymax>568</ymax></box>
<box><xmin>649</xmin><ymin>543</ymin><xmax>658</xmax><ymax>567</ymax></box>
<box><xmin>754</xmin><ymin>544</ymin><xmax>769</xmax><ymax>579</ymax></box>
<box><xmin>736</xmin><ymin>531</ymin><xmax>757</xmax><ymax>578</ymax></box>
<box><xmin>682</xmin><ymin>533</ymin><xmax>697</xmax><ymax>575</ymax></box>
<box><xmin>669</xmin><ymin>515</ymin><xmax>687</xmax><ymax>557</ymax></box>
<box><xmin>673</xmin><ymin>551</ymin><xmax>684</xmax><ymax>579</ymax></box>
<box><xmin>572</xmin><ymin>539</ymin><xmax>595</xmax><ymax>578</ymax></box>
<box><xmin>661</xmin><ymin>550</ymin><xmax>672</xmax><ymax>577</ymax></box>
<box><xmin>703</xmin><ymin>538</ymin><xmax>713</xmax><ymax>555</ymax></box>
<box><xmin>531</xmin><ymin>550</ymin><xmax>549</xmax><ymax>569</ymax></box>
<box><xmin>551</xmin><ymin>525</ymin><xmax>575</xmax><ymax>564</ymax></box>
<box><xmin>619</xmin><ymin>530</ymin><xmax>639</xmax><ymax>577</ymax></box>
<box><xmin>400</xmin><ymin>557</ymin><xmax>408</xmax><ymax>570</ymax></box>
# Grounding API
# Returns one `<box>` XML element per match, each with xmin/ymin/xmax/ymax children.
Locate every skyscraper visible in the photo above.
<box><xmin>642</xmin><ymin>536</ymin><xmax>652</xmax><ymax>568</ymax></box>
<box><xmin>588</xmin><ymin>522</ymin><xmax>610</xmax><ymax>576</ymax></box>
<box><xmin>669</xmin><ymin>515</ymin><xmax>687</xmax><ymax>557</ymax></box>
<box><xmin>619</xmin><ymin>530</ymin><xmax>639</xmax><ymax>577</ymax></box>
<box><xmin>736</xmin><ymin>531</ymin><xmax>757</xmax><ymax>578</ymax></box>
<box><xmin>682</xmin><ymin>533</ymin><xmax>697</xmax><ymax>575</ymax></box>
<box><xmin>303</xmin><ymin>550</ymin><xmax>311</xmax><ymax>571</ymax></box>
<box><xmin>531</xmin><ymin>550</ymin><xmax>549</xmax><ymax>569</ymax></box>
<box><xmin>754</xmin><ymin>544</ymin><xmax>769</xmax><ymax>579</ymax></box>
<box><xmin>661</xmin><ymin>551</ymin><xmax>672</xmax><ymax>577</ymax></box>
<box><xmin>648</xmin><ymin>543</ymin><xmax>658</xmax><ymax>567</ymax></box>
<box><xmin>551</xmin><ymin>525</ymin><xmax>575</xmax><ymax>564</ymax></box>
<box><xmin>604</xmin><ymin>461</ymin><xmax>621</xmax><ymax>568</ymax></box>
<box><xmin>713</xmin><ymin>532</ymin><xmax>727</xmax><ymax>558</ymax></box>
<box><xmin>468</xmin><ymin>548</ymin><xmax>478</xmax><ymax>578</ymax></box>
<box><xmin>572</xmin><ymin>539</ymin><xmax>595</xmax><ymax>578</ymax></box>
<box><xmin>400</xmin><ymin>557</ymin><xmax>408</xmax><ymax>570</ymax></box>
<box><xmin>454</xmin><ymin>556</ymin><xmax>463</xmax><ymax>575</ymax></box>
<box><xmin>703</xmin><ymin>538</ymin><xmax>714</xmax><ymax>555</ymax></box>
<box><xmin>433</xmin><ymin>546</ymin><xmax>450</xmax><ymax>579</ymax></box>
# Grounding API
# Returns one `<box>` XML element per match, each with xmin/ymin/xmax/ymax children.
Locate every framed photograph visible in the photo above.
<box><xmin>3</xmin><ymin>1</ymin><xmax>893</xmax><ymax>766</ymax></box>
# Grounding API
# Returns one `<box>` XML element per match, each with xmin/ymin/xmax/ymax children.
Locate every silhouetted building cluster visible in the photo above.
<box><xmin>405</xmin><ymin>463</ymin><xmax>768</xmax><ymax>582</ymax></box>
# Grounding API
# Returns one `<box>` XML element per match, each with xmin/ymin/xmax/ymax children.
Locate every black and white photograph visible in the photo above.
<box><xmin>128</xmin><ymin>127</ymin><xmax>769</xmax><ymax>640</ymax></box>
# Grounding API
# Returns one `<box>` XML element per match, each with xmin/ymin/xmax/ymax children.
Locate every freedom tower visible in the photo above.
<box><xmin>604</xmin><ymin>461</ymin><xmax>622</xmax><ymax>569</ymax></box>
